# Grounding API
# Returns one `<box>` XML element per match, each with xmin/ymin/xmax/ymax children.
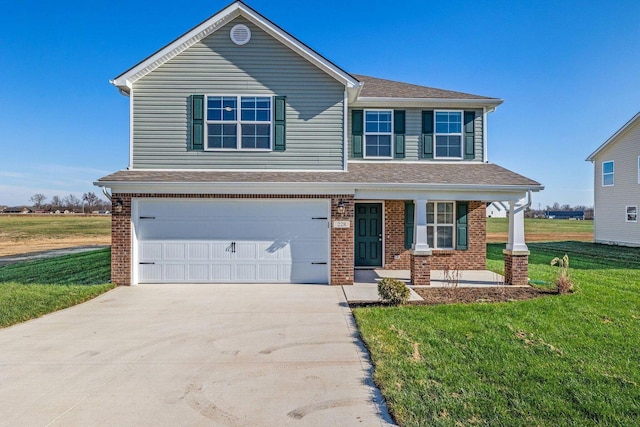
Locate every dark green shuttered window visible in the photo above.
<box><xmin>456</xmin><ymin>202</ymin><xmax>469</xmax><ymax>250</ymax></box>
<box><xmin>351</xmin><ymin>110</ymin><xmax>364</xmax><ymax>158</ymax></box>
<box><xmin>188</xmin><ymin>94</ymin><xmax>286</xmax><ymax>152</ymax></box>
<box><xmin>394</xmin><ymin>110</ymin><xmax>405</xmax><ymax>159</ymax></box>
<box><xmin>420</xmin><ymin>111</ymin><xmax>434</xmax><ymax>159</ymax></box>
<box><xmin>464</xmin><ymin>111</ymin><xmax>475</xmax><ymax>160</ymax></box>
<box><xmin>191</xmin><ymin>95</ymin><xmax>204</xmax><ymax>151</ymax></box>
<box><xmin>404</xmin><ymin>201</ymin><xmax>414</xmax><ymax>249</ymax></box>
<box><xmin>273</xmin><ymin>96</ymin><xmax>286</xmax><ymax>151</ymax></box>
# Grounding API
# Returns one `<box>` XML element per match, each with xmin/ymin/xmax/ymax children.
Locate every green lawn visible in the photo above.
<box><xmin>487</xmin><ymin>217</ymin><xmax>593</xmax><ymax>235</ymax></box>
<box><xmin>0</xmin><ymin>215</ymin><xmax>111</xmax><ymax>240</ymax></box>
<box><xmin>354</xmin><ymin>242</ymin><xmax>640</xmax><ymax>426</ymax></box>
<box><xmin>0</xmin><ymin>248</ymin><xmax>114</xmax><ymax>328</ymax></box>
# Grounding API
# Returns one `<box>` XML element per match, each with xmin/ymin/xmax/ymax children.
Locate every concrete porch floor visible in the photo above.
<box><xmin>343</xmin><ymin>269</ymin><xmax>512</xmax><ymax>303</ymax></box>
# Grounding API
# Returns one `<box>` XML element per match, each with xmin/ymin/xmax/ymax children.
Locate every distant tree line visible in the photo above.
<box><xmin>28</xmin><ymin>192</ymin><xmax>111</xmax><ymax>213</ymax></box>
<box><xmin>526</xmin><ymin>203</ymin><xmax>594</xmax><ymax>220</ymax></box>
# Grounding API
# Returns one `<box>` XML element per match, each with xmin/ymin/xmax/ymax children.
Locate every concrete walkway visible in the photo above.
<box><xmin>0</xmin><ymin>284</ymin><xmax>395</xmax><ymax>426</ymax></box>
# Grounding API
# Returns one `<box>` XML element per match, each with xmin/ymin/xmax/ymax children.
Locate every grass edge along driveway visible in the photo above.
<box><xmin>354</xmin><ymin>242</ymin><xmax>640</xmax><ymax>426</ymax></box>
<box><xmin>0</xmin><ymin>248</ymin><xmax>114</xmax><ymax>328</ymax></box>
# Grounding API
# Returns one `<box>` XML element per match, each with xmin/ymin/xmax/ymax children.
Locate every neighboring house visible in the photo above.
<box><xmin>544</xmin><ymin>210</ymin><xmax>585</xmax><ymax>220</ymax></box>
<box><xmin>96</xmin><ymin>1</ymin><xmax>543</xmax><ymax>286</ymax></box>
<box><xmin>486</xmin><ymin>202</ymin><xmax>508</xmax><ymax>218</ymax></box>
<box><xmin>587</xmin><ymin>111</ymin><xmax>640</xmax><ymax>247</ymax></box>
<box><xmin>1</xmin><ymin>207</ymin><xmax>33</xmax><ymax>214</ymax></box>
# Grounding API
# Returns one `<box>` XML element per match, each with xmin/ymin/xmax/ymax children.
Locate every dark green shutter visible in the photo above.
<box><xmin>191</xmin><ymin>95</ymin><xmax>204</xmax><ymax>151</ymax></box>
<box><xmin>404</xmin><ymin>201</ymin><xmax>415</xmax><ymax>249</ymax></box>
<box><xmin>456</xmin><ymin>202</ymin><xmax>469</xmax><ymax>250</ymax></box>
<box><xmin>464</xmin><ymin>111</ymin><xmax>475</xmax><ymax>160</ymax></box>
<box><xmin>394</xmin><ymin>110</ymin><xmax>405</xmax><ymax>159</ymax></box>
<box><xmin>420</xmin><ymin>110</ymin><xmax>434</xmax><ymax>159</ymax></box>
<box><xmin>273</xmin><ymin>96</ymin><xmax>286</xmax><ymax>151</ymax></box>
<box><xmin>352</xmin><ymin>110</ymin><xmax>364</xmax><ymax>158</ymax></box>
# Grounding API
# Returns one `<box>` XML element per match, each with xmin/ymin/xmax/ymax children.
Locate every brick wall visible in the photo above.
<box><xmin>108</xmin><ymin>193</ymin><xmax>354</xmax><ymax>286</ymax></box>
<box><xmin>504</xmin><ymin>253</ymin><xmax>529</xmax><ymax>286</ymax></box>
<box><xmin>384</xmin><ymin>200</ymin><xmax>487</xmax><ymax>271</ymax></box>
<box><xmin>410</xmin><ymin>253</ymin><xmax>431</xmax><ymax>286</ymax></box>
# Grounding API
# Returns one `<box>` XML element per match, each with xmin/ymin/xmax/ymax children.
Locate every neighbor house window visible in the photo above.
<box><xmin>427</xmin><ymin>202</ymin><xmax>455</xmax><ymax>249</ymax></box>
<box><xmin>364</xmin><ymin>110</ymin><xmax>393</xmax><ymax>157</ymax></box>
<box><xmin>627</xmin><ymin>206</ymin><xmax>638</xmax><ymax>222</ymax></box>
<box><xmin>638</xmin><ymin>156</ymin><xmax>640</xmax><ymax>184</ymax></box>
<box><xmin>206</xmin><ymin>95</ymin><xmax>271</xmax><ymax>150</ymax></box>
<box><xmin>435</xmin><ymin>111</ymin><xmax>463</xmax><ymax>158</ymax></box>
<box><xmin>602</xmin><ymin>161</ymin><xmax>614</xmax><ymax>186</ymax></box>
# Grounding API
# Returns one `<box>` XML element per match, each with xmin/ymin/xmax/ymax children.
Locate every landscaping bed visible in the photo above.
<box><xmin>411</xmin><ymin>285</ymin><xmax>554</xmax><ymax>305</ymax></box>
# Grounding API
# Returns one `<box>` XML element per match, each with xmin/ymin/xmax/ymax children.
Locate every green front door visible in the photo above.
<box><xmin>355</xmin><ymin>203</ymin><xmax>383</xmax><ymax>267</ymax></box>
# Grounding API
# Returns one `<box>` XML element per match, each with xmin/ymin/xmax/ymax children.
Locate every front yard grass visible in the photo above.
<box><xmin>354</xmin><ymin>242</ymin><xmax>640</xmax><ymax>426</ymax></box>
<box><xmin>0</xmin><ymin>248</ymin><xmax>113</xmax><ymax>328</ymax></box>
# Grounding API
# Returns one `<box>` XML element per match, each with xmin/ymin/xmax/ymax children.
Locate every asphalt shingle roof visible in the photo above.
<box><xmin>353</xmin><ymin>75</ymin><xmax>498</xmax><ymax>100</ymax></box>
<box><xmin>98</xmin><ymin>163</ymin><xmax>541</xmax><ymax>188</ymax></box>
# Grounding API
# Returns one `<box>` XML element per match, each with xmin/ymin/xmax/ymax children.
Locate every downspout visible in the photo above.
<box><xmin>514</xmin><ymin>191</ymin><xmax>532</xmax><ymax>214</ymax></box>
<box><xmin>343</xmin><ymin>89</ymin><xmax>348</xmax><ymax>171</ymax></box>
<box><xmin>101</xmin><ymin>186</ymin><xmax>112</xmax><ymax>202</ymax></box>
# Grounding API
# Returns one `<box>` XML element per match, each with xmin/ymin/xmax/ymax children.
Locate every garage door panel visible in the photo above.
<box><xmin>136</xmin><ymin>199</ymin><xmax>330</xmax><ymax>284</ymax></box>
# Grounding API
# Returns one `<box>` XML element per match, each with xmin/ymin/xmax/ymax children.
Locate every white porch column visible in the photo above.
<box><xmin>412</xmin><ymin>199</ymin><xmax>432</xmax><ymax>254</ymax></box>
<box><xmin>506</xmin><ymin>196</ymin><xmax>529</xmax><ymax>253</ymax></box>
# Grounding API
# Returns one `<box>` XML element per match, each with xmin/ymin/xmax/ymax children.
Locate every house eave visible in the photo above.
<box><xmin>351</xmin><ymin>97</ymin><xmax>503</xmax><ymax>109</ymax></box>
<box><xmin>111</xmin><ymin>1</ymin><xmax>360</xmax><ymax>92</ymax></box>
<box><xmin>586</xmin><ymin>111</ymin><xmax>640</xmax><ymax>161</ymax></box>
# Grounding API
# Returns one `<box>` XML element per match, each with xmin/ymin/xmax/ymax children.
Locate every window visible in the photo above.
<box><xmin>627</xmin><ymin>206</ymin><xmax>638</xmax><ymax>222</ymax></box>
<box><xmin>435</xmin><ymin>111</ymin><xmax>462</xmax><ymax>158</ymax></box>
<box><xmin>602</xmin><ymin>161</ymin><xmax>614</xmax><ymax>186</ymax></box>
<box><xmin>206</xmin><ymin>96</ymin><xmax>271</xmax><ymax>150</ymax></box>
<box><xmin>638</xmin><ymin>156</ymin><xmax>640</xmax><ymax>184</ymax></box>
<box><xmin>364</xmin><ymin>110</ymin><xmax>392</xmax><ymax>157</ymax></box>
<box><xmin>427</xmin><ymin>202</ymin><xmax>455</xmax><ymax>249</ymax></box>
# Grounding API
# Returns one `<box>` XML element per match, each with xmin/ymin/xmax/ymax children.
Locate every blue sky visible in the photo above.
<box><xmin>1</xmin><ymin>0</ymin><xmax>639</xmax><ymax>208</ymax></box>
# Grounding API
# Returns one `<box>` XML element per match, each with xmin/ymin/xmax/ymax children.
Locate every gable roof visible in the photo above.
<box><xmin>111</xmin><ymin>1</ymin><xmax>359</xmax><ymax>93</ymax></box>
<box><xmin>586</xmin><ymin>111</ymin><xmax>640</xmax><ymax>161</ymax></box>
<box><xmin>354</xmin><ymin>75</ymin><xmax>496</xmax><ymax>101</ymax></box>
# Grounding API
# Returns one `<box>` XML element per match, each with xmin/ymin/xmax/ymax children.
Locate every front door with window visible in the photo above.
<box><xmin>355</xmin><ymin>203</ymin><xmax>383</xmax><ymax>267</ymax></box>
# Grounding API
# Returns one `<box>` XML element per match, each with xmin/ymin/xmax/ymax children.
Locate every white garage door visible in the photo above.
<box><xmin>134</xmin><ymin>199</ymin><xmax>330</xmax><ymax>284</ymax></box>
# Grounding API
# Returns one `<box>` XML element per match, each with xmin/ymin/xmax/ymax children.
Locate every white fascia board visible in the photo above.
<box><xmin>355</xmin><ymin>189</ymin><xmax>529</xmax><ymax>202</ymax></box>
<box><xmin>94</xmin><ymin>180</ymin><xmax>543</xmax><ymax>195</ymax></box>
<box><xmin>111</xmin><ymin>2</ymin><xmax>359</xmax><ymax>92</ymax></box>
<box><xmin>351</xmin><ymin>97</ymin><xmax>503</xmax><ymax>109</ymax></box>
<box><xmin>586</xmin><ymin>111</ymin><xmax>640</xmax><ymax>161</ymax></box>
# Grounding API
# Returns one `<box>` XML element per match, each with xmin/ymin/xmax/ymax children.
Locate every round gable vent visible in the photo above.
<box><xmin>230</xmin><ymin>24</ymin><xmax>251</xmax><ymax>45</ymax></box>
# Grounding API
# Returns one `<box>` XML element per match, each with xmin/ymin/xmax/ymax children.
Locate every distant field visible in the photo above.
<box><xmin>487</xmin><ymin>218</ymin><xmax>593</xmax><ymax>242</ymax></box>
<box><xmin>0</xmin><ymin>215</ymin><xmax>111</xmax><ymax>256</ymax></box>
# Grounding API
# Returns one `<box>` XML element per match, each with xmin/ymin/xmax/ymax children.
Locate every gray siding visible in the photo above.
<box><xmin>347</xmin><ymin>108</ymin><xmax>484</xmax><ymax>161</ymax></box>
<box><xmin>593</xmin><ymin>121</ymin><xmax>640</xmax><ymax>246</ymax></box>
<box><xmin>132</xmin><ymin>17</ymin><xmax>345</xmax><ymax>170</ymax></box>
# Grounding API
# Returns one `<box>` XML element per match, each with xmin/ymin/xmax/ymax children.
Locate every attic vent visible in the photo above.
<box><xmin>230</xmin><ymin>24</ymin><xmax>251</xmax><ymax>45</ymax></box>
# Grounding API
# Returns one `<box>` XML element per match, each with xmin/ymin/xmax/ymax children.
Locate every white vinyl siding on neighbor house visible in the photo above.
<box><xmin>592</xmin><ymin>118</ymin><xmax>640</xmax><ymax>246</ymax></box>
<box><xmin>602</xmin><ymin>161</ymin><xmax>614</xmax><ymax>186</ymax></box>
<box><xmin>347</xmin><ymin>108</ymin><xmax>484</xmax><ymax>161</ymax></box>
<box><xmin>131</xmin><ymin>17</ymin><xmax>345</xmax><ymax>170</ymax></box>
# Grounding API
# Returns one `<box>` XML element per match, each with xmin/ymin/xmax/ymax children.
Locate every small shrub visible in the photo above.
<box><xmin>551</xmin><ymin>254</ymin><xmax>573</xmax><ymax>294</ymax></box>
<box><xmin>378</xmin><ymin>278</ymin><xmax>410</xmax><ymax>305</ymax></box>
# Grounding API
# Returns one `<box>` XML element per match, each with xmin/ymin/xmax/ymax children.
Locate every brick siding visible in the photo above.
<box><xmin>410</xmin><ymin>253</ymin><xmax>431</xmax><ymax>285</ymax></box>
<box><xmin>384</xmin><ymin>200</ymin><xmax>486</xmax><ymax>271</ymax></box>
<box><xmin>504</xmin><ymin>253</ymin><xmax>529</xmax><ymax>286</ymax></box>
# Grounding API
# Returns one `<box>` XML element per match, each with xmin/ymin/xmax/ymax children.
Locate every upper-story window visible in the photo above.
<box><xmin>206</xmin><ymin>96</ymin><xmax>271</xmax><ymax>150</ymax></box>
<box><xmin>637</xmin><ymin>156</ymin><xmax>640</xmax><ymax>184</ymax></box>
<box><xmin>627</xmin><ymin>206</ymin><xmax>638</xmax><ymax>222</ymax></box>
<box><xmin>602</xmin><ymin>161</ymin><xmax>614</xmax><ymax>186</ymax></box>
<box><xmin>435</xmin><ymin>111</ymin><xmax>463</xmax><ymax>159</ymax></box>
<box><xmin>427</xmin><ymin>202</ymin><xmax>455</xmax><ymax>249</ymax></box>
<box><xmin>364</xmin><ymin>110</ymin><xmax>393</xmax><ymax>158</ymax></box>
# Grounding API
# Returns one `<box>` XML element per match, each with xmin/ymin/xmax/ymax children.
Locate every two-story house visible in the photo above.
<box><xmin>96</xmin><ymin>1</ymin><xmax>543</xmax><ymax>286</ymax></box>
<box><xmin>587</xmin><ymin>111</ymin><xmax>640</xmax><ymax>247</ymax></box>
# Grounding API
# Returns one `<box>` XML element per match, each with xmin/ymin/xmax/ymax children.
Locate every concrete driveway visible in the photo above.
<box><xmin>0</xmin><ymin>284</ymin><xmax>394</xmax><ymax>426</ymax></box>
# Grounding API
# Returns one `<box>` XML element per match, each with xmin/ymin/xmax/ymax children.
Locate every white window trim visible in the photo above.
<box><xmin>427</xmin><ymin>201</ymin><xmax>456</xmax><ymax>250</ymax></box>
<box><xmin>204</xmin><ymin>95</ymin><xmax>273</xmax><ymax>152</ymax></box>
<box><xmin>626</xmin><ymin>205</ymin><xmax>638</xmax><ymax>223</ymax></box>
<box><xmin>363</xmin><ymin>109</ymin><xmax>394</xmax><ymax>159</ymax></box>
<box><xmin>637</xmin><ymin>156</ymin><xmax>640</xmax><ymax>184</ymax></box>
<box><xmin>602</xmin><ymin>160</ymin><xmax>614</xmax><ymax>187</ymax></box>
<box><xmin>434</xmin><ymin>110</ymin><xmax>464</xmax><ymax>160</ymax></box>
